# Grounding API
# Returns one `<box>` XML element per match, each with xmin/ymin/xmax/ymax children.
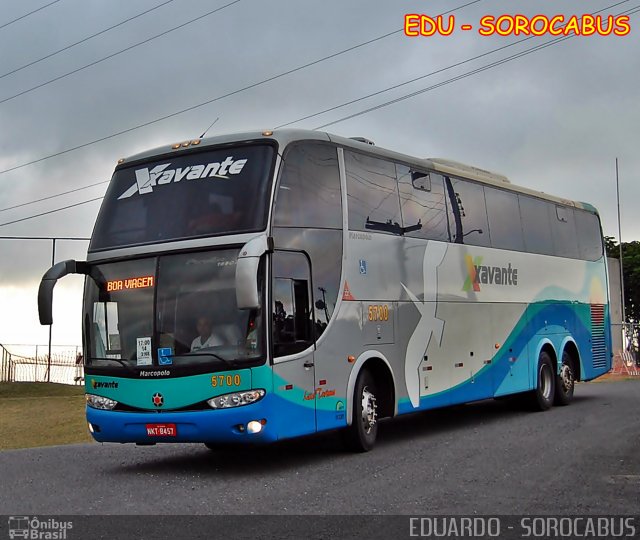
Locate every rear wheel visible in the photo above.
<box><xmin>343</xmin><ymin>369</ymin><xmax>378</xmax><ymax>452</ymax></box>
<box><xmin>554</xmin><ymin>350</ymin><xmax>575</xmax><ymax>406</ymax></box>
<box><xmin>529</xmin><ymin>351</ymin><xmax>555</xmax><ymax>411</ymax></box>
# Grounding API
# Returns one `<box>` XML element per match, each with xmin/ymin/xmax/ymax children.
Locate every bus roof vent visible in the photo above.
<box><xmin>429</xmin><ymin>158</ymin><xmax>510</xmax><ymax>184</ymax></box>
<box><xmin>350</xmin><ymin>137</ymin><xmax>375</xmax><ymax>146</ymax></box>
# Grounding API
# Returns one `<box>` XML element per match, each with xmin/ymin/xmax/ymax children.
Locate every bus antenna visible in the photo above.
<box><xmin>200</xmin><ymin>117</ymin><xmax>220</xmax><ymax>139</ymax></box>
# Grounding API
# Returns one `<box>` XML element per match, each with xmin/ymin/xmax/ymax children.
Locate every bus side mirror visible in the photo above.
<box><xmin>38</xmin><ymin>260</ymin><xmax>89</xmax><ymax>325</ymax></box>
<box><xmin>236</xmin><ymin>235</ymin><xmax>273</xmax><ymax>310</ymax></box>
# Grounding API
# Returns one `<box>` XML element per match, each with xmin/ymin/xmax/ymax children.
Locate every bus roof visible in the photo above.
<box><xmin>117</xmin><ymin>128</ymin><xmax>595</xmax><ymax>213</ymax></box>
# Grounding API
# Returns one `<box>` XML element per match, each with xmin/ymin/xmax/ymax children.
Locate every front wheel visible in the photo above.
<box><xmin>528</xmin><ymin>351</ymin><xmax>555</xmax><ymax>411</ymax></box>
<box><xmin>554</xmin><ymin>351</ymin><xmax>575</xmax><ymax>406</ymax></box>
<box><xmin>343</xmin><ymin>369</ymin><xmax>378</xmax><ymax>452</ymax></box>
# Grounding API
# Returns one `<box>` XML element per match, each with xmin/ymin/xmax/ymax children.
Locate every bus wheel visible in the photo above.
<box><xmin>344</xmin><ymin>369</ymin><xmax>378</xmax><ymax>452</ymax></box>
<box><xmin>529</xmin><ymin>351</ymin><xmax>555</xmax><ymax>411</ymax></box>
<box><xmin>554</xmin><ymin>351</ymin><xmax>575</xmax><ymax>406</ymax></box>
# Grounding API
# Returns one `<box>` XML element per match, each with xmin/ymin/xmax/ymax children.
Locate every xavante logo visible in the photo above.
<box><xmin>90</xmin><ymin>379</ymin><xmax>119</xmax><ymax>389</ymax></box>
<box><xmin>463</xmin><ymin>255</ymin><xmax>483</xmax><ymax>292</ymax></box>
<box><xmin>463</xmin><ymin>255</ymin><xmax>518</xmax><ymax>292</ymax></box>
<box><xmin>118</xmin><ymin>156</ymin><xmax>248</xmax><ymax>199</ymax></box>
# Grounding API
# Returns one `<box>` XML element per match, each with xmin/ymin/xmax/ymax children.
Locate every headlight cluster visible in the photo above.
<box><xmin>86</xmin><ymin>393</ymin><xmax>118</xmax><ymax>410</ymax></box>
<box><xmin>207</xmin><ymin>389</ymin><xmax>265</xmax><ymax>409</ymax></box>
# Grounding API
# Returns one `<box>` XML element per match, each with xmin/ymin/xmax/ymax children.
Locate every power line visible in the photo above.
<box><xmin>4</xmin><ymin>2</ymin><xmax>635</xmax><ymax>226</ymax></box>
<box><xmin>0</xmin><ymin>0</ymin><xmax>631</xmax><ymax>230</ymax></box>
<box><xmin>0</xmin><ymin>0</ymin><xmax>242</xmax><ymax>106</ymax></box>
<box><xmin>0</xmin><ymin>180</ymin><xmax>108</xmax><ymax>213</ymax></box>
<box><xmin>0</xmin><ymin>197</ymin><xmax>103</xmax><ymax>228</ymax></box>
<box><xmin>316</xmin><ymin>38</ymin><xmax>576</xmax><ymax>130</ymax></box>
<box><xmin>277</xmin><ymin>0</ymin><xmax>634</xmax><ymax>129</ymax></box>
<box><xmin>0</xmin><ymin>0</ymin><xmax>176</xmax><ymax>81</ymax></box>
<box><xmin>0</xmin><ymin>236</ymin><xmax>90</xmax><ymax>240</ymax></box>
<box><xmin>3</xmin><ymin>3</ymin><xmax>635</xmax><ymax>228</ymax></box>
<box><xmin>0</xmin><ymin>0</ymin><xmax>61</xmax><ymax>31</ymax></box>
<box><xmin>0</xmin><ymin>0</ymin><xmax>481</xmax><ymax>177</ymax></box>
<box><xmin>0</xmin><ymin>236</ymin><xmax>91</xmax><ymax>242</ymax></box>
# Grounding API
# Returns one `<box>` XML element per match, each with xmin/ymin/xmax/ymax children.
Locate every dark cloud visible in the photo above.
<box><xmin>0</xmin><ymin>0</ymin><xmax>638</xmax><ymax>342</ymax></box>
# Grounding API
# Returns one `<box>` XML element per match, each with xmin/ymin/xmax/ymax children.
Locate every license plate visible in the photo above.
<box><xmin>146</xmin><ymin>423</ymin><xmax>177</xmax><ymax>437</ymax></box>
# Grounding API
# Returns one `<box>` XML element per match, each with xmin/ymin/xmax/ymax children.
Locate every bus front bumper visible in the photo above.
<box><xmin>86</xmin><ymin>401</ymin><xmax>277</xmax><ymax>444</ymax></box>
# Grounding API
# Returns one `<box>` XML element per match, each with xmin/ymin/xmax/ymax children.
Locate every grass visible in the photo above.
<box><xmin>0</xmin><ymin>382</ymin><xmax>93</xmax><ymax>450</ymax></box>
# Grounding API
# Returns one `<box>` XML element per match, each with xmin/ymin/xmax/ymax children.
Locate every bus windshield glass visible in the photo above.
<box><xmin>83</xmin><ymin>249</ymin><xmax>263</xmax><ymax>370</ymax></box>
<box><xmin>90</xmin><ymin>144</ymin><xmax>275</xmax><ymax>250</ymax></box>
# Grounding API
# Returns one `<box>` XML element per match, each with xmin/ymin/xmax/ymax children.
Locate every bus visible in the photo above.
<box><xmin>38</xmin><ymin>129</ymin><xmax>611</xmax><ymax>451</ymax></box>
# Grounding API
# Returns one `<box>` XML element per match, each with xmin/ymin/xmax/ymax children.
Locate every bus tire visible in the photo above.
<box><xmin>529</xmin><ymin>351</ymin><xmax>555</xmax><ymax>411</ymax></box>
<box><xmin>343</xmin><ymin>369</ymin><xmax>378</xmax><ymax>452</ymax></box>
<box><xmin>554</xmin><ymin>350</ymin><xmax>575</xmax><ymax>406</ymax></box>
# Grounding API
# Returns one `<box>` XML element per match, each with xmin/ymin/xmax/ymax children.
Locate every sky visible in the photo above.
<box><xmin>0</xmin><ymin>0</ymin><xmax>638</xmax><ymax>349</ymax></box>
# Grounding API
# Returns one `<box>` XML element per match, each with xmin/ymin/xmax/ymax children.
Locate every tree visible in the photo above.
<box><xmin>605</xmin><ymin>236</ymin><xmax>640</xmax><ymax>356</ymax></box>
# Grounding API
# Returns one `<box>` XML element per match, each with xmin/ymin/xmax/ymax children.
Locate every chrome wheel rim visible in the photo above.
<box><xmin>361</xmin><ymin>385</ymin><xmax>377</xmax><ymax>434</ymax></box>
<box><xmin>540</xmin><ymin>364</ymin><xmax>553</xmax><ymax>401</ymax></box>
<box><xmin>560</xmin><ymin>363</ymin><xmax>574</xmax><ymax>394</ymax></box>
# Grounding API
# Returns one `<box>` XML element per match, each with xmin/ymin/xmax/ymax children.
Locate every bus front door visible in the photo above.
<box><xmin>271</xmin><ymin>251</ymin><xmax>316</xmax><ymax>438</ymax></box>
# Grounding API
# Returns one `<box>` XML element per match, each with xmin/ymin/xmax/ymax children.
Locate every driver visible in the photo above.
<box><xmin>190</xmin><ymin>316</ymin><xmax>223</xmax><ymax>352</ymax></box>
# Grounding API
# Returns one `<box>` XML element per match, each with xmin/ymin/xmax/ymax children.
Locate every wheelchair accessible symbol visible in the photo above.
<box><xmin>359</xmin><ymin>259</ymin><xmax>367</xmax><ymax>275</ymax></box>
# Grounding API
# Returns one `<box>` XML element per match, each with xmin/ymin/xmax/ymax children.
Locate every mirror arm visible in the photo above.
<box><xmin>38</xmin><ymin>259</ymin><xmax>89</xmax><ymax>325</ymax></box>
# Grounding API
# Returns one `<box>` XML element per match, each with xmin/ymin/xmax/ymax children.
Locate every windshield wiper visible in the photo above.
<box><xmin>88</xmin><ymin>357</ymin><xmax>135</xmax><ymax>371</ymax></box>
<box><xmin>168</xmin><ymin>352</ymin><xmax>233</xmax><ymax>367</ymax></box>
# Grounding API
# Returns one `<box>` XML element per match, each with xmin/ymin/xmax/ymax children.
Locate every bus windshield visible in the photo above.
<box><xmin>83</xmin><ymin>249</ymin><xmax>263</xmax><ymax>370</ymax></box>
<box><xmin>90</xmin><ymin>143</ymin><xmax>275</xmax><ymax>251</ymax></box>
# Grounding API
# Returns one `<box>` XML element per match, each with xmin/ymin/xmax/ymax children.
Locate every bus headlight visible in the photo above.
<box><xmin>86</xmin><ymin>394</ymin><xmax>118</xmax><ymax>410</ymax></box>
<box><xmin>207</xmin><ymin>389</ymin><xmax>265</xmax><ymax>409</ymax></box>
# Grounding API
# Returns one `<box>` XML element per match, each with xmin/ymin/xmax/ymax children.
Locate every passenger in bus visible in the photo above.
<box><xmin>190</xmin><ymin>316</ymin><xmax>223</xmax><ymax>352</ymax></box>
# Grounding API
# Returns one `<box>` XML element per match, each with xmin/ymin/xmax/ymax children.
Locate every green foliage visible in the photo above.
<box><xmin>605</xmin><ymin>236</ymin><xmax>640</xmax><ymax>354</ymax></box>
<box><xmin>605</xmin><ymin>237</ymin><xmax>640</xmax><ymax>324</ymax></box>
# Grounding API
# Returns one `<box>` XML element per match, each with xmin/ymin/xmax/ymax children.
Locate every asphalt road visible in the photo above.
<box><xmin>0</xmin><ymin>380</ymin><xmax>638</xmax><ymax>537</ymax></box>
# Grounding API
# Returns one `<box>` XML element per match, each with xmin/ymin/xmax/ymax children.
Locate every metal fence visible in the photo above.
<box><xmin>0</xmin><ymin>343</ymin><xmax>84</xmax><ymax>385</ymax></box>
<box><xmin>611</xmin><ymin>323</ymin><xmax>640</xmax><ymax>366</ymax></box>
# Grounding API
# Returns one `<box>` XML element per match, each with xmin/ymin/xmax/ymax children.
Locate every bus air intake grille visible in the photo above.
<box><xmin>590</xmin><ymin>304</ymin><xmax>607</xmax><ymax>370</ymax></box>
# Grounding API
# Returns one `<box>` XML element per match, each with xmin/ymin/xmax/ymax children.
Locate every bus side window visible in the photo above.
<box><xmin>272</xmin><ymin>251</ymin><xmax>314</xmax><ymax>358</ymax></box>
<box><xmin>447</xmin><ymin>177</ymin><xmax>491</xmax><ymax>247</ymax></box>
<box><xmin>519</xmin><ymin>195</ymin><xmax>554</xmax><ymax>255</ymax></box>
<box><xmin>550</xmin><ymin>205</ymin><xmax>579</xmax><ymax>259</ymax></box>
<box><xmin>345</xmin><ymin>151</ymin><xmax>402</xmax><ymax>235</ymax></box>
<box><xmin>485</xmin><ymin>186</ymin><xmax>525</xmax><ymax>251</ymax></box>
<box><xmin>396</xmin><ymin>165</ymin><xmax>452</xmax><ymax>242</ymax></box>
<box><xmin>273</xmin><ymin>143</ymin><xmax>342</xmax><ymax>229</ymax></box>
<box><xmin>575</xmin><ymin>209</ymin><xmax>604</xmax><ymax>261</ymax></box>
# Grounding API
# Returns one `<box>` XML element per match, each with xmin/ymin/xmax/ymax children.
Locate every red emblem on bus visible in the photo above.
<box><xmin>152</xmin><ymin>393</ymin><xmax>164</xmax><ymax>407</ymax></box>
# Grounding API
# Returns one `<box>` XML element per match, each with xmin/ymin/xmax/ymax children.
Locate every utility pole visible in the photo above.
<box><xmin>615</xmin><ymin>158</ymin><xmax>626</xmax><ymax>346</ymax></box>
<box><xmin>47</xmin><ymin>238</ymin><xmax>56</xmax><ymax>382</ymax></box>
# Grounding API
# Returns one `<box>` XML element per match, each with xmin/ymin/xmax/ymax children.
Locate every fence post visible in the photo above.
<box><xmin>0</xmin><ymin>346</ymin><xmax>6</xmax><ymax>381</ymax></box>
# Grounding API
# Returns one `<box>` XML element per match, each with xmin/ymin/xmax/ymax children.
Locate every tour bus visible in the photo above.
<box><xmin>38</xmin><ymin>129</ymin><xmax>611</xmax><ymax>451</ymax></box>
